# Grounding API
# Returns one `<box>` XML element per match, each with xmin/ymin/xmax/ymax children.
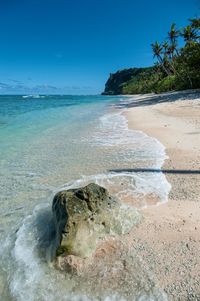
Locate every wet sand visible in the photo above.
<box><xmin>123</xmin><ymin>90</ymin><xmax>200</xmax><ymax>300</ymax></box>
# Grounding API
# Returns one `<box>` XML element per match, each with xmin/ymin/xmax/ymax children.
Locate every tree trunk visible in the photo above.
<box><xmin>158</xmin><ymin>56</ymin><xmax>171</xmax><ymax>76</ymax></box>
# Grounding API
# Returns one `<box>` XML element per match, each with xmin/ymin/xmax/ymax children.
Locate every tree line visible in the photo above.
<box><xmin>122</xmin><ymin>17</ymin><xmax>200</xmax><ymax>94</ymax></box>
<box><xmin>151</xmin><ymin>17</ymin><xmax>200</xmax><ymax>89</ymax></box>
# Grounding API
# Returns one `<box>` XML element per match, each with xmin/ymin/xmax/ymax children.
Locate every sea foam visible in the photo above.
<box><xmin>77</xmin><ymin>111</ymin><xmax>171</xmax><ymax>208</ymax></box>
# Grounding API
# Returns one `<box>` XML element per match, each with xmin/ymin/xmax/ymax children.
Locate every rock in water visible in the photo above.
<box><xmin>52</xmin><ymin>183</ymin><xmax>141</xmax><ymax>259</ymax></box>
<box><xmin>52</xmin><ymin>183</ymin><xmax>116</xmax><ymax>258</ymax></box>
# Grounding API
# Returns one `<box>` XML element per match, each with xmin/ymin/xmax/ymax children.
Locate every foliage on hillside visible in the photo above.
<box><xmin>102</xmin><ymin>67</ymin><xmax>154</xmax><ymax>95</ymax></box>
<box><xmin>103</xmin><ymin>17</ymin><xmax>200</xmax><ymax>95</ymax></box>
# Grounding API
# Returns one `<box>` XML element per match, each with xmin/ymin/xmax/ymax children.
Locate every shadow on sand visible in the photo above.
<box><xmin>115</xmin><ymin>90</ymin><xmax>200</xmax><ymax>109</ymax></box>
<box><xmin>109</xmin><ymin>168</ymin><xmax>200</xmax><ymax>175</ymax></box>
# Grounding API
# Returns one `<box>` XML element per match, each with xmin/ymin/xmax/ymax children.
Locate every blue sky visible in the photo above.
<box><xmin>0</xmin><ymin>0</ymin><xmax>199</xmax><ymax>94</ymax></box>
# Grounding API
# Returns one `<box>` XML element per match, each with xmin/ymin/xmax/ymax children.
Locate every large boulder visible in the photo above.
<box><xmin>52</xmin><ymin>183</ymin><xmax>141</xmax><ymax>259</ymax></box>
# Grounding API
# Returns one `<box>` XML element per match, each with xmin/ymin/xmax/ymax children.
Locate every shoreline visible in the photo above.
<box><xmin>122</xmin><ymin>91</ymin><xmax>200</xmax><ymax>300</ymax></box>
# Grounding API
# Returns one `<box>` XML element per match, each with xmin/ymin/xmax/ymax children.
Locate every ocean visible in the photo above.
<box><xmin>0</xmin><ymin>95</ymin><xmax>170</xmax><ymax>301</ymax></box>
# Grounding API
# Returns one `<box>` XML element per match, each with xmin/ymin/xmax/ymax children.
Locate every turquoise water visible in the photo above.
<box><xmin>0</xmin><ymin>95</ymin><xmax>170</xmax><ymax>301</ymax></box>
<box><xmin>0</xmin><ymin>95</ymin><xmax>117</xmax><ymax>220</ymax></box>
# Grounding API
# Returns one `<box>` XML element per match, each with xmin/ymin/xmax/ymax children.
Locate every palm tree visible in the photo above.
<box><xmin>168</xmin><ymin>42</ymin><xmax>178</xmax><ymax>60</ymax></box>
<box><xmin>189</xmin><ymin>17</ymin><xmax>200</xmax><ymax>43</ymax></box>
<box><xmin>151</xmin><ymin>41</ymin><xmax>162</xmax><ymax>57</ymax></box>
<box><xmin>168</xmin><ymin>23</ymin><xmax>180</xmax><ymax>56</ymax></box>
<box><xmin>181</xmin><ymin>25</ymin><xmax>199</xmax><ymax>43</ymax></box>
<box><xmin>189</xmin><ymin>17</ymin><xmax>200</xmax><ymax>29</ymax></box>
<box><xmin>151</xmin><ymin>41</ymin><xmax>170</xmax><ymax>75</ymax></box>
<box><xmin>162</xmin><ymin>41</ymin><xmax>178</xmax><ymax>74</ymax></box>
<box><xmin>163</xmin><ymin>41</ymin><xmax>170</xmax><ymax>55</ymax></box>
<box><xmin>168</xmin><ymin>23</ymin><xmax>179</xmax><ymax>44</ymax></box>
<box><xmin>162</xmin><ymin>41</ymin><xmax>172</xmax><ymax>64</ymax></box>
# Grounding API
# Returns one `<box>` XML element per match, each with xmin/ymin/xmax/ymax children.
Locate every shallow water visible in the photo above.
<box><xmin>0</xmin><ymin>95</ymin><xmax>170</xmax><ymax>301</ymax></box>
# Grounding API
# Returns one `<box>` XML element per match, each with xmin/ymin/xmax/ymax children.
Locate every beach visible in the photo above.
<box><xmin>1</xmin><ymin>0</ymin><xmax>200</xmax><ymax>300</ymax></box>
<box><xmin>123</xmin><ymin>90</ymin><xmax>200</xmax><ymax>300</ymax></box>
<box><xmin>0</xmin><ymin>92</ymin><xmax>200</xmax><ymax>301</ymax></box>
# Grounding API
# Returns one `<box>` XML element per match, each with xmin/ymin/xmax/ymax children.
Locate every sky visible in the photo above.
<box><xmin>0</xmin><ymin>0</ymin><xmax>199</xmax><ymax>95</ymax></box>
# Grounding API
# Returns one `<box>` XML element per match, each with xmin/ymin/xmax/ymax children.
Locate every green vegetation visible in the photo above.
<box><xmin>103</xmin><ymin>17</ymin><xmax>200</xmax><ymax>95</ymax></box>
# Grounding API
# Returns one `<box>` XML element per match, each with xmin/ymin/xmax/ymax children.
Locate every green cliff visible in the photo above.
<box><xmin>102</xmin><ymin>67</ymin><xmax>156</xmax><ymax>95</ymax></box>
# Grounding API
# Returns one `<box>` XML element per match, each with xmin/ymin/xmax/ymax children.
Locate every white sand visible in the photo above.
<box><xmin>123</xmin><ymin>90</ymin><xmax>200</xmax><ymax>300</ymax></box>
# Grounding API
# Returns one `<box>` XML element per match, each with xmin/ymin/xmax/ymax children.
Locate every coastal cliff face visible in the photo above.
<box><xmin>102</xmin><ymin>67</ymin><xmax>152</xmax><ymax>95</ymax></box>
